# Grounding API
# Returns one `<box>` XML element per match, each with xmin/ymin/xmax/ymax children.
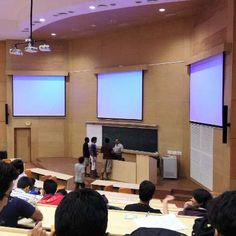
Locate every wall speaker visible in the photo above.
<box><xmin>5</xmin><ymin>104</ymin><xmax>9</xmax><ymax>125</ymax></box>
<box><xmin>222</xmin><ymin>105</ymin><xmax>230</xmax><ymax>143</ymax></box>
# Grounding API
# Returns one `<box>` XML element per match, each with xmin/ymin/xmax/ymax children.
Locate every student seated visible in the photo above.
<box><xmin>28</xmin><ymin>178</ymin><xmax>41</xmax><ymax>195</ymax></box>
<box><xmin>37</xmin><ymin>179</ymin><xmax>64</xmax><ymax>205</ymax></box>
<box><xmin>0</xmin><ymin>162</ymin><xmax>43</xmax><ymax>227</ymax></box>
<box><xmin>208</xmin><ymin>191</ymin><xmax>236</xmax><ymax>236</ymax></box>
<box><xmin>124</xmin><ymin>180</ymin><xmax>161</xmax><ymax>213</ymax></box>
<box><xmin>178</xmin><ymin>188</ymin><xmax>212</xmax><ymax>216</ymax></box>
<box><xmin>10</xmin><ymin>176</ymin><xmax>38</xmax><ymax>206</ymax></box>
<box><xmin>29</xmin><ymin>188</ymin><xmax>108</xmax><ymax>236</ymax></box>
<box><xmin>11</xmin><ymin>159</ymin><xmax>26</xmax><ymax>189</ymax></box>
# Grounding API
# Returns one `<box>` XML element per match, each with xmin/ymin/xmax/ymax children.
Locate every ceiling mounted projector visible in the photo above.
<box><xmin>25</xmin><ymin>43</ymin><xmax>38</xmax><ymax>53</ymax></box>
<box><xmin>9</xmin><ymin>0</ymin><xmax>52</xmax><ymax>56</ymax></box>
<box><xmin>39</xmin><ymin>44</ymin><xmax>51</xmax><ymax>52</ymax></box>
<box><xmin>9</xmin><ymin>47</ymin><xmax>23</xmax><ymax>56</ymax></box>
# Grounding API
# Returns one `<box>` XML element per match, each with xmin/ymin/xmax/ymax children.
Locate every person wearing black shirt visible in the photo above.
<box><xmin>83</xmin><ymin>137</ymin><xmax>90</xmax><ymax>176</ymax></box>
<box><xmin>124</xmin><ymin>180</ymin><xmax>161</xmax><ymax>214</ymax></box>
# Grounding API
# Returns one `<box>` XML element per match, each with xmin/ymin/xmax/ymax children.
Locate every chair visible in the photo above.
<box><xmin>104</xmin><ymin>185</ymin><xmax>114</xmax><ymax>192</ymax></box>
<box><xmin>25</xmin><ymin>169</ymin><xmax>33</xmax><ymax>178</ymax></box>
<box><xmin>39</xmin><ymin>175</ymin><xmax>52</xmax><ymax>181</ymax></box>
<box><xmin>118</xmin><ymin>188</ymin><xmax>133</xmax><ymax>194</ymax></box>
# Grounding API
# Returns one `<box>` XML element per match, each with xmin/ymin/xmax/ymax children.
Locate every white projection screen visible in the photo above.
<box><xmin>97</xmin><ymin>71</ymin><xmax>143</xmax><ymax>120</ymax></box>
<box><xmin>13</xmin><ymin>75</ymin><xmax>66</xmax><ymax>116</ymax></box>
<box><xmin>190</xmin><ymin>53</ymin><xmax>224</xmax><ymax>127</ymax></box>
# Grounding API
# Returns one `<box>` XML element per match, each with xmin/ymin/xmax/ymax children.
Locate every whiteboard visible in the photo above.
<box><xmin>86</xmin><ymin>124</ymin><xmax>102</xmax><ymax>147</ymax></box>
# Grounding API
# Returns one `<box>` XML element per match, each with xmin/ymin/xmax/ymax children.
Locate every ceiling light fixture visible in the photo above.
<box><xmin>159</xmin><ymin>8</ymin><xmax>166</xmax><ymax>12</ymax></box>
<box><xmin>89</xmin><ymin>5</ymin><xmax>96</xmax><ymax>10</ymax></box>
<box><xmin>9</xmin><ymin>0</ymin><xmax>51</xmax><ymax>56</ymax></box>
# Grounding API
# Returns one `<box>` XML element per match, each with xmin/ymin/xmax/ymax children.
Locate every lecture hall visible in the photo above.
<box><xmin>0</xmin><ymin>0</ymin><xmax>236</xmax><ymax>236</ymax></box>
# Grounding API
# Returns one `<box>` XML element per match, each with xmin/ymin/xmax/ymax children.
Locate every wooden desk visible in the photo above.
<box><xmin>91</xmin><ymin>180</ymin><xmax>139</xmax><ymax>191</ymax></box>
<box><xmin>19</xmin><ymin>206</ymin><xmax>193</xmax><ymax>235</ymax></box>
<box><xmin>0</xmin><ymin>226</ymin><xmax>50</xmax><ymax>236</ymax></box>
<box><xmin>30</xmin><ymin>168</ymin><xmax>73</xmax><ymax>189</ymax></box>
<box><xmin>107</xmin><ymin>210</ymin><xmax>196</xmax><ymax>236</ymax></box>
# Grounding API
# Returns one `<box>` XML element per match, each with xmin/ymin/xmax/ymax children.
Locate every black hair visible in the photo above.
<box><xmin>139</xmin><ymin>180</ymin><xmax>155</xmax><ymax>202</ymax></box>
<box><xmin>55</xmin><ymin>188</ymin><xmax>108</xmax><ymax>236</ymax></box>
<box><xmin>208</xmin><ymin>191</ymin><xmax>236</xmax><ymax>236</ymax></box>
<box><xmin>11</xmin><ymin>159</ymin><xmax>24</xmax><ymax>174</ymax></box>
<box><xmin>104</xmin><ymin>138</ymin><xmax>110</xmax><ymax>143</ymax></box>
<box><xmin>91</xmin><ymin>137</ymin><xmax>97</xmax><ymax>143</ymax></box>
<box><xmin>78</xmin><ymin>156</ymin><xmax>84</xmax><ymax>164</ymax></box>
<box><xmin>192</xmin><ymin>188</ymin><xmax>212</xmax><ymax>208</ymax></box>
<box><xmin>30</xmin><ymin>178</ymin><xmax>36</xmax><ymax>186</ymax></box>
<box><xmin>17</xmin><ymin>176</ymin><xmax>31</xmax><ymax>189</ymax></box>
<box><xmin>84</xmin><ymin>137</ymin><xmax>89</xmax><ymax>143</ymax></box>
<box><xmin>0</xmin><ymin>162</ymin><xmax>18</xmax><ymax>200</ymax></box>
<box><xmin>43</xmin><ymin>179</ymin><xmax>57</xmax><ymax>194</ymax></box>
<box><xmin>57</xmin><ymin>189</ymin><xmax>67</xmax><ymax>196</ymax></box>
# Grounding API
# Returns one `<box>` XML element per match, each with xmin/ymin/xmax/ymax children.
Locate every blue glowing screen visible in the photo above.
<box><xmin>97</xmin><ymin>71</ymin><xmax>143</xmax><ymax>120</ymax></box>
<box><xmin>190</xmin><ymin>53</ymin><xmax>224</xmax><ymax>126</ymax></box>
<box><xmin>13</xmin><ymin>75</ymin><xmax>66</xmax><ymax>116</ymax></box>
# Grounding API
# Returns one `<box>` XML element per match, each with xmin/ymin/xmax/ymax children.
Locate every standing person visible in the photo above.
<box><xmin>90</xmin><ymin>137</ymin><xmax>98</xmax><ymax>178</ymax></box>
<box><xmin>83</xmin><ymin>137</ymin><xmax>90</xmax><ymax>177</ymax></box>
<box><xmin>101</xmin><ymin>138</ymin><xmax>114</xmax><ymax>180</ymax></box>
<box><xmin>74</xmin><ymin>156</ymin><xmax>85</xmax><ymax>189</ymax></box>
<box><xmin>113</xmin><ymin>138</ymin><xmax>124</xmax><ymax>160</ymax></box>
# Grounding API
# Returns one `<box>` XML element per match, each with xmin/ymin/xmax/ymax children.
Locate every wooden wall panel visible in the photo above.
<box><xmin>68</xmin><ymin>18</ymin><xmax>192</xmax><ymax>177</ymax></box>
<box><xmin>5</xmin><ymin>41</ymin><xmax>69</xmax><ymax>161</ymax></box>
<box><xmin>191</xmin><ymin>0</ymin><xmax>232</xmax><ymax>191</ymax></box>
<box><xmin>0</xmin><ymin>41</ymin><xmax>6</xmax><ymax>150</ymax></box>
<box><xmin>6</xmin><ymin>40</ymin><xmax>69</xmax><ymax>72</ymax></box>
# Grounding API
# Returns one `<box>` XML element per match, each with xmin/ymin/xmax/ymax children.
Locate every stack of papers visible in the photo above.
<box><xmin>134</xmin><ymin>214</ymin><xmax>188</xmax><ymax>231</ymax></box>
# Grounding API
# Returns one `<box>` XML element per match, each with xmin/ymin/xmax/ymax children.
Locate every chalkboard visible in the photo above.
<box><xmin>102</xmin><ymin>126</ymin><xmax>158</xmax><ymax>152</ymax></box>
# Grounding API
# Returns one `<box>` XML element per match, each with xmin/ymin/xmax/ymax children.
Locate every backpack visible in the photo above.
<box><xmin>192</xmin><ymin>217</ymin><xmax>214</xmax><ymax>236</ymax></box>
<box><xmin>125</xmin><ymin>227</ymin><xmax>187</xmax><ymax>236</ymax></box>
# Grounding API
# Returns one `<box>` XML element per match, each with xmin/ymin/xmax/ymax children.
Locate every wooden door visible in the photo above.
<box><xmin>14</xmin><ymin>128</ymin><xmax>31</xmax><ymax>162</ymax></box>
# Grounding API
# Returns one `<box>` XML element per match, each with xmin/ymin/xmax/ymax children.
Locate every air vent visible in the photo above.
<box><xmin>110</xmin><ymin>3</ymin><xmax>116</xmax><ymax>6</ymax></box>
<box><xmin>135</xmin><ymin>1</ymin><xmax>142</xmax><ymax>3</ymax></box>
<box><xmin>147</xmin><ymin>0</ymin><xmax>159</xmax><ymax>2</ymax></box>
<box><xmin>58</xmin><ymin>12</ymin><xmax>68</xmax><ymax>15</ymax></box>
<box><xmin>68</xmin><ymin>11</ymin><xmax>74</xmax><ymax>13</ymax></box>
<box><xmin>33</xmin><ymin>21</ymin><xmax>40</xmax><ymax>24</ymax></box>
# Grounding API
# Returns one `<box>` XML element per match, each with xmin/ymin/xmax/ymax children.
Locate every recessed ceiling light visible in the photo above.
<box><xmin>39</xmin><ymin>18</ymin><xmax>45</xmax><ymax>22</ymax></box>
<box><xmin>159</xmin><ymin>8</ymin><xmax>166</xmax><ymax>12</ymax></box>
<box><xmin>51</xmin><ymin>33</ymin><xmax>56</xmax><ymax>36</ymax></box>
<box><xmin>89</xmin><ymin>5</ymin><xmax>96</xmax><ymax>10</ymax></box>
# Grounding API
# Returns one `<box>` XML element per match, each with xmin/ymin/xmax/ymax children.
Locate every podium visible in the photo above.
<box><xmin>136</xmin><ymin>155</ymin><xmax>157</xmax><ymax>184</ymax></box>
<box><xmin>111</xmin><ymin>154</ymin><xmax>157</xmax><ymax>184</ymax></box>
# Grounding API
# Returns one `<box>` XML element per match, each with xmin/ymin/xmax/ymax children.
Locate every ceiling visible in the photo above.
<box><xmin>0</xmin><ymin>0</ymin><xmax>211</xmax><ymax>41</ymax></box>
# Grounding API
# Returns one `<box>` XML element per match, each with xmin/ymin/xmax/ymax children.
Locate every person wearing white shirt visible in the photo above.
<box><xmin>113</xmin><ymin>139</ymin><xmax>124</xmax><ymax>160</ymax></box>
<box><xmin>10</xmin><ymin>176</ymin><xmax>38</xmax><ymax>206</ymax></box>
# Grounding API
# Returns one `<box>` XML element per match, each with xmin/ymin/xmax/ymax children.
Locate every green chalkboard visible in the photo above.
<box><xmin>102</xmin><ymin>126</ymin><xmax>158</xmax><ymax>152</ymax></box>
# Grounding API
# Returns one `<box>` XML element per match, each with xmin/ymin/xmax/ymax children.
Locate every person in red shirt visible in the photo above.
<box><xmin>38</xmin><ymin>179</ymin><xmax>65</xmax><ymax>206</ymax></box>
